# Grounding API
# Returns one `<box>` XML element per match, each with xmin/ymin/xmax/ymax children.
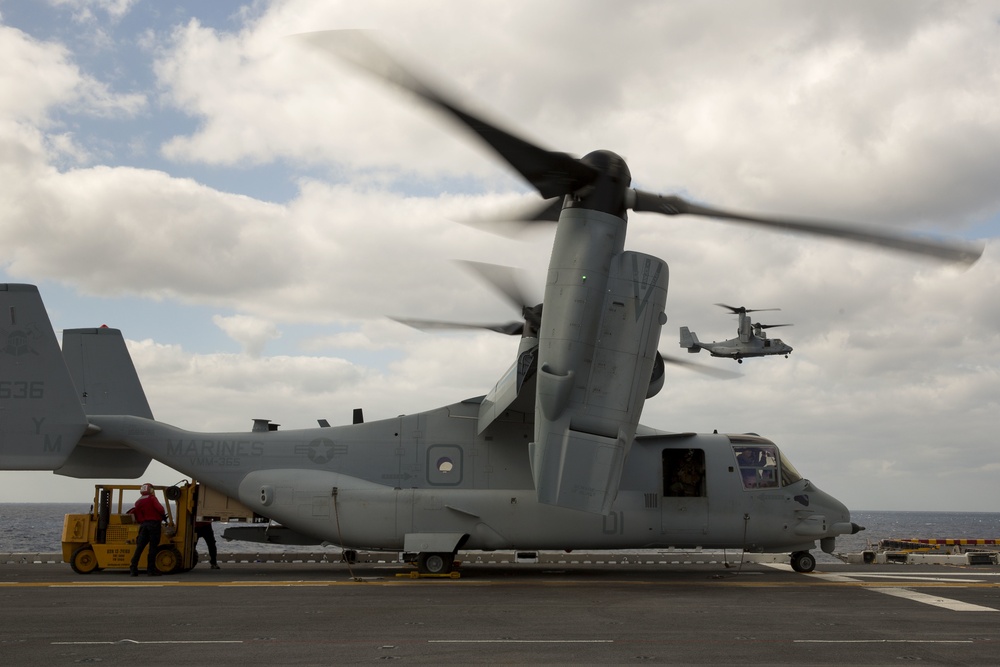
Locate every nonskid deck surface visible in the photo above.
<box><xmin>2</xmin><ymin>559</ymin><xmax>997</xmax><ymax>665</ymax></box>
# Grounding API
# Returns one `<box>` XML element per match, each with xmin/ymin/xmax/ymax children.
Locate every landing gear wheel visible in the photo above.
<box><xmin>417</xmin><ymin>552</ymin><xmax>454</xmax><ymax>575</ymax></box>
<box><xmin>154</xmin><ymin>546</ymin><xmax>182</xmax><ymax>574</ymax></box>
<box><xmin>790</xmin><ymin>550</ymin><xmax>816</xmax><ymax>573</ymax></box>
<box><xmin>70</xmin><ymin>544</ymin><xmax>100</xmax><ymax>574</ymax></box>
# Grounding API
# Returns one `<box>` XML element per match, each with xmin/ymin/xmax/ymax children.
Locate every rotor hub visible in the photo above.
<box><xmin>564</xmin><ymin>150</ymin><xmax>632</xmax><ymax>219</ymax></box>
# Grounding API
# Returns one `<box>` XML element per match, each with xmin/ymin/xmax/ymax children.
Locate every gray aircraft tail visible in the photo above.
<box><xmin>57</xmin><ymin>326</ymin><xmax>154</xmax><ymax>477</ymax></box>
<box><xmin>0</xmin><ymin>284</ymin><xmax>153</xmax><ymax>477</ymax></box>
<box><xmin>679</xmin><ymin>326</ymin><xmax>701</xmax><ymax>353</ymax></box>
<box><xmin>1</xmin><ymin>284</ymin><xmax>89</xmax><ymax>470</ymax></box>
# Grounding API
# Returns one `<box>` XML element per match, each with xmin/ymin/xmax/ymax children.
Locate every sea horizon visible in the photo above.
<box><xmin>2</xmin><ymin>504</ymin><xmax>997</xmax><ymax>558</ymax></box>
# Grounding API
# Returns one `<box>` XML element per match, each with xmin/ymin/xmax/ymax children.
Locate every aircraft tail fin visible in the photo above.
<box><xmin>56</xmin><ymin>326</ymin><xmax>154</xmax><ymax>478</ymax></box>
<box><xmin>62</xmin><ymin>327</ymin><xmax>154</xmax><ymax>419</ymax></box>
<box><xmin>0</xmin><ymin>284</ymin><xmax>89</xmax><ymax>470</ymax></box>
<box><xmin>679</xmin><ymin>326</ymin><xmax>701</xmax><ymax>353</ymax></box>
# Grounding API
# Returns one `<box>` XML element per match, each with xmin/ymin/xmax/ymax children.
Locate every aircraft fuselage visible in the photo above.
<box><xmin>85</xmin><ymin>400</ymin><xmax>853</xmax><ymax>556</ymax></box>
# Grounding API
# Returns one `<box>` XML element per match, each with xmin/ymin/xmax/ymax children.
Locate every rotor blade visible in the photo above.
<box><xmin>515</xmin><ymin>197</ymin><xmax>564</xmax><ymax>222</ymax></box>
<box><xmin>456</xmin><ymin>260</ymin><xmax>536</xmax><ymax>314</ymax></box>
<box><xmin>470</xmin><ymin>197</ymin><xmax>563</xmax><ymax>225</ymax></box>
<box><xmin>298</xmin><ymin>30</ymin><xmax>598</xmax><ymax>199</ymax></box>
<box><xmin>715</xmin><ymin>303</ymin><xmax>780</xmax><ymax>315</ymax></box>
<box><xmin>661</xmin><ymin>353</ymin><xmax>742</xmax><ymax>379</ymax></box>
<box><xmin>459</xmin><ymin>197</ymin><xmax>563</xmax><ymax>238</ymax></box>
<box><xmin>756</xmin><ymin>323</ymin><xmax>792</xmax><ymax>330</ymax></box>
<box><xmin>630</xmin><ymin>190</ymin><xmax>983</xmax><ymax>265</ymax></box>
<box><xmin>392</xmin><ymin>316</ymin><xmax>523</xmax><ymax>336</ymax></box>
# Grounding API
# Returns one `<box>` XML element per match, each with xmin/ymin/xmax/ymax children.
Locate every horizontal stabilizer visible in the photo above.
<box><xmin>55</xmin><ymin>444</ymin><xmax>153</xmax><ymax>478</ymax></box>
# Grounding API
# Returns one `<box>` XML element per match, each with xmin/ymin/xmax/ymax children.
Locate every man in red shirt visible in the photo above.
<box><xmin>129</xmin><ymin>483</ymin><xmax>166</xmax><ymax>576</ymax></box>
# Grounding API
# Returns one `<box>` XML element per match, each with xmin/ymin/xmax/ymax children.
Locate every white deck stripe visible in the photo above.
<box><xmin>795</xmin><ymin>639</ymin><xmax>974</xmax><ymax>644</ymax></box>
<box><xmin>867</xmin><ymin>586</ymin><xmax>997</xmax><ymax>612</ymax></box>
<box><xmin>792</xmin><ymin>568</ymin><xmax>999</xmax><ymax>612</ymax></box>
<box><xmin>429</xmin><ymin>640</ymin><xmax>613</xmax><ymax>643</ymax></box>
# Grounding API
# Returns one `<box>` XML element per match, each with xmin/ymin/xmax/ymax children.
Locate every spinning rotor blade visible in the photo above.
<box><xmin>394</xmin><ymin>261</ymin><xmax>542</xmax><ymax>338</ymax></box>
<box><xmin>392</xmin><ymin>317</ymin><xmax>524</xmax><ymax>336</ymax></box>
<box><xmin>514</xmin><ymin>197</ymin><xmax>563</xmax><ymax>223</ymax></box>
<box><xmin>461</xmin><ymin>197</ymin><xmax>563</xmax><ymax>237</ymax></box>
<box><xmin>661</xmin><ymin>353</ymin><xmax>741</xmax><ymax>379</ymax></box>
<box><xmin>716</xmin><ymin>303</ymin><xmax>780</xmax><ymax>315</ymax></box>
<box><xmin>457</xmin><ymin>261</ymin><xmax>532</xmax><ymax>314</ymax></box>
<box><xmin>629</xmin><ymin>191</ymin><xmax>983</xmax><ymax>265</ymax></box>
<box><xmin>303</xmin><ymin>30</ymin><xmax>981</xmax><ymax>267</ymax></box>
<box><xmin>299</xmin><ymin>31</ymin><xmax>598</xmax><ymax>200</ymax></box>
<box><xmin>456</xmin><ymin>261</ymin><xmax>543</xmax><ymax>333</ymax></box>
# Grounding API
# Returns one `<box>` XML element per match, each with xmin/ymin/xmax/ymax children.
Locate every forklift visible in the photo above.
<box><xmin>61</xmin><ymin>481</ymin><xmax>199</xmax><ymax>574</ymax></box>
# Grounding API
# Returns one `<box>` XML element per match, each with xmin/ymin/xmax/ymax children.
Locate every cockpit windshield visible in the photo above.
<box><xmin>733</xmin><ymin>444</ymin><xmax>802</xmax><ymax>490</ymax></box>
<box><xmin>779</xmin><ymin>450</ymin><xmax>803</xmax><ymax>486</ymax></box>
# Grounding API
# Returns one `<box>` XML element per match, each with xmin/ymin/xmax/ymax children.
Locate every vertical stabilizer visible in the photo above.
<box><xmin>56</xmin><ymin>327</ymin><xmax>153</xmax><ymax>478</ymax></box>
<box><xmin>63</xmin><ymin>327</ymin><xmax>153</xmax><ymax>419</ymax></box>
<box><xmin>679</xmin><ymin>326</ymin><xmax>700</xmax><ymax>352</ymax></box>
<box><xmin>0</xmin><ymin>284</ymin><xmax>89</xmax><ymax>469</ymax></box>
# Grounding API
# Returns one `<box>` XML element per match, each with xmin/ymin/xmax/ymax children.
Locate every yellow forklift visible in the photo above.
<box><xmin>61</xmin><ymin>481</ymin><xmax>199</xmax><ymax>574</ymax></box>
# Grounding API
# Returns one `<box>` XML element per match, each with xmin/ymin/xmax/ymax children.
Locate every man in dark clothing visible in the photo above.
<box><xmin>194</xmin><ymin>520</ymin><xmax>220</xmax><ymax>569</ymax></box>
<box><xmin>129</xmin><ymin>483</ymin><xmax>166</xmax><ymax>576</ymax></box>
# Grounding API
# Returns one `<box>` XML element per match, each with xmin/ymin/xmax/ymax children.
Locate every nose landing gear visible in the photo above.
<box><xmin>790</xmin><ymin>550</ymin><xmax>816</xmax><ymax>573</ymax></box>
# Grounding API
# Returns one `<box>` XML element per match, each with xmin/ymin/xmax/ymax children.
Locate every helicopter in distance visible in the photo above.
<box><xmin>0</xmin><ymin>31</ymin><xmax>983</xmax><ymax>576</ymax></box>
<box><xmin>680</xmin><ymin>304</ymin><xmax>794</xmax><ymax>363</ymax></box>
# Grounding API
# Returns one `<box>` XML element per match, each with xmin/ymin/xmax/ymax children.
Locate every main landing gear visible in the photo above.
<box><xmin>790</xmin><ymin>550</ymin><xmax>816</xmax><ymax>573</ymax></box>
<box><xmin>417</xmin><ymin>552</ymin><xmax>455</xmax><ymax>575</ymax></box>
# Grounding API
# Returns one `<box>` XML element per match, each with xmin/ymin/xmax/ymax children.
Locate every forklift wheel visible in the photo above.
<box><xmin>154</xmin><ymin>546</ymin><xmax>182</xmax><ymax>574</ymax></box>
<box><xmin>70</xmin><ymin>545</ymin><xmax>100</xmax><ymax>574</ymax></box>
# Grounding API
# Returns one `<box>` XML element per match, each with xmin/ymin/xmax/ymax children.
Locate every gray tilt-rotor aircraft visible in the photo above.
<box><xmin>680</xmin><ymin>304</ymin><xmax>794</xmax><ymax>363</ymax></box>
<box><xmin>0</xmin><ymin>32</ymin><xmax>983</xmax><ymax>575</ymax></box>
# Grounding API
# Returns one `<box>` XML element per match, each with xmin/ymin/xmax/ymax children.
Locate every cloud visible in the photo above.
<box><xmin>212</xmin><ymin>313</ymin><xmax>281</xmax><ymax>357</ymax></box>
<box><xmin>0</xmin><ymin>1</ymin><xmax>997</xmax><ymax>510</ymax></box>
<box><xmin>49</xmin><ymin>0</ymin><xmax>140</xmax><ymax>24</ymax></box>
<box><xmin>0</xmin><ymin>25</ymin><xmax>145</xmax><ymax>124</ymax></box>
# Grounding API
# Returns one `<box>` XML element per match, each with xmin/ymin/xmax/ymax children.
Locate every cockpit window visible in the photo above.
<box><xmin>733</xmin><ymin>445</ymin><xmax>779</xmax><ymax>489</ymax></box>
<box><xmin>779</xmin><ymin>451</ymin><xmax>803</xmax><ymax>486</ymax></box>
<box><xmin>733</xmin><ymin>444</ymin><xmax>802</xmax><ymax>489</ymax></box>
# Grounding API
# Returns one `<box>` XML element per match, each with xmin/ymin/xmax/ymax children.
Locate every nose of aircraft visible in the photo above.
<box><xmin>805</xmin><ymin>484</ymin><xmax>865</xmax><ymax>552</ymax></box>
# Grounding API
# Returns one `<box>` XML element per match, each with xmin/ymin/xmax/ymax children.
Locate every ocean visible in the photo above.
<box><xmin>2</xmin><ymin>504</ymin><xmax>998</xmax><ymax>559</ymax></box>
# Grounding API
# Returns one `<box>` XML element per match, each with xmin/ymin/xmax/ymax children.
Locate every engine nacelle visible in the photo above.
<box><xmin>532</xmin><ymin>210</ymin><xmax>669</xmax><ymax>514</ymax></box>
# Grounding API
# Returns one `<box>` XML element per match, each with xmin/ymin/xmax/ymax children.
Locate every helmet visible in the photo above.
<box><xmin>139</xmin><ymin>483</ymin><xmax>154</xmax><ymax>496</ymax></box>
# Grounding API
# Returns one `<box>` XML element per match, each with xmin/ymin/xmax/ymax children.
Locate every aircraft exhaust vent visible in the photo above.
<box><xmin>252</xmin><ymin>419</ymin><xmax>279</xmax><ymax>432</ymax></box>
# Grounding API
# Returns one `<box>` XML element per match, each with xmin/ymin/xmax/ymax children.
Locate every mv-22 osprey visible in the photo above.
<box><xmin>0</xmin><ymin>32</ymin><xmax>981</xmax><ymax>575</ymax></box>
<box><xmin>680</xmin><ymin>304</ymin><xmax>793</xmax><ymax>363</ymax></box>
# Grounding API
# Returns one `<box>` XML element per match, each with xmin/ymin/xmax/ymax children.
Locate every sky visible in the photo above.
<box><xmin>0</xmin><ymin>0</ymin><xmax>998</xmax><ymax>514</ymax></box>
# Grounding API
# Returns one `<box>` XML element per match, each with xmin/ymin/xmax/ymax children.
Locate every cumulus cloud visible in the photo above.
<box><xmin>213</xmin><ymin>313</ymin><xmax>281</xmax><ymax>357</ymax></box>
<box><xmin>0</xmin><ymin>1</ymin><xmax>997</xmax><ymax>509</ymax></box>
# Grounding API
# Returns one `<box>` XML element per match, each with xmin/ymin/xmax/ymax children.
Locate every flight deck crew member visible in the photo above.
<box><xmin>194</xmin><ymin>520</ymin><xmax>220</xmax><ymax>569</ymax></box>
<box><xmin>129</xmin><ymin>483</ymin><xmax>166</xmax><ymax>577</ymax></box>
